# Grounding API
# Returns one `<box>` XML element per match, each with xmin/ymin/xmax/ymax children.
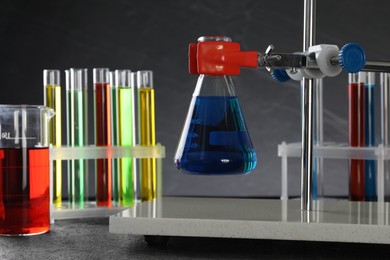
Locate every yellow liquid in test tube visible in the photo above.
<box><xmin>46</xmin><ymin>84</ymin><xmax>62</xmax><ymax>207</ymax></box>
<box><xmin>139</xmin><ymin>87</ymin><xmax>156</xmax><ymax>201</ymax></box>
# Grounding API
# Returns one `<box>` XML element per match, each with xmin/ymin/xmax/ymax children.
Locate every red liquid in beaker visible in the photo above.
<box><xmin>0</xmin><ymin>147</ymin><xmax>50</xmax><ymax>235</ymax></box>
<box><xmin>94</xmin><ymin>82</ymin><xmax>112</xmax><ymax>206</ymax></box>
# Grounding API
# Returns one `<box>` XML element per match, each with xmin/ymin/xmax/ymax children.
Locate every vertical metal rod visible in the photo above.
<box><xmin>301</xmin><ymin>0</ymin><xmax>316</xmax><ymax>211</ymax></box>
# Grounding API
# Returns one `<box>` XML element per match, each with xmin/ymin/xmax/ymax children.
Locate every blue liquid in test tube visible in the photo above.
<box><xmin>364</xmin><ymin>72</ymin><xmax>376</xmax><ymax>201</ymax></box>
<box><xmin>312</xmin><ymin>78</ymin><xmax>323</xmax><ymax>200</ymax></box>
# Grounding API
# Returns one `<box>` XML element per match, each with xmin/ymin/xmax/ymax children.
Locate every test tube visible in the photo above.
<box><xmin>348</xmin><ymin>73</ymin><xmax>365</xmax><ymax>201</ymax></box>
<box><xmin>83</xmin><ymin>70</ymin><xmax>89</xmax><ymax>181</ymax></box>
<box><xmin>313</xmin><ymin>78</ymin><xmax>324</xmax><ymax>200</ymax></box>
<box><xmin>381</xmin><ymin>73</ymin><xmax>390</xmax><ymax>201</ymax></box>
<box><xmin>137</xmin><ymin>71</ymin><xmax>156</xmax><ymax>201</ymax></box>
<box><xmin>110</xmin><ymin>71</ymin><xmax>119</xmax><ymax>203</ymax></box>
<box><xmin>116</xmin><ymin>70</ymin><xmax>134</xmax><ymax>206</ymax></box>
<box><xmin>93</xmin><ymin>68</ymin><xmax>112</xmax><ymax>207</ymax></box>
<box><xmin>363</xmin><ymin>72</ymin><xmax>376</xmax><ymax>201</ymax></box>
<box><xmin>131</xmin><ymin>72</ymin><xmax>140</xmax><ymax>201</ymax></box>
<box><xmin>43</xmin><ymin>69</ymin><xmax>62</xmax><ymax>207</ymax></box>
<box><xmin>66</xmin><ymin>68</ymin><xmax>88</xmax><ymax>206</ymax></box>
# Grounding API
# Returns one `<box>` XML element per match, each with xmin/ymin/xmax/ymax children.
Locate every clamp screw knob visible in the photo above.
<box><xmin>339</xmin><ymin>43</ymin><xmax>366</xmax><ymax>73</ymax></box>
<box><xmin>270</xmin><ymin>68</ymin><xmax>290</xmax><ymax>82</ymax></box>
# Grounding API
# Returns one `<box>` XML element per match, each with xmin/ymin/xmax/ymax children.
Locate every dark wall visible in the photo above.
<box><xmin>1</xmin><ymin>0</ymin><xmax>389</xmax><ymax>198</ymax></box>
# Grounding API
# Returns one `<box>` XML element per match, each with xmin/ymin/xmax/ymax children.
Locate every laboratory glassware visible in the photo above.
<box><xmin>348</xmin><ymin>73</ymin><xmax>365</xmax><ymax>201</ymax></box>
<box><xmin>43</xmin><ymin>69</ymin><xmax>62</xmax><ymax>207</ymax></box>
<box><xmin>117</xmin><ymin>70</ymin><xmax>134</xmax><ymax>206</ymax></box>
<box><xmin>313</xmin><ymin>78</ymin><xmax>324</xmax><ymax>200</ymax></box>
<box><xmin>66</xmin><ymin>68</ymin><xmax>88</xmax><ymax>206</ymax></box>
<box><xmin>93</xmin><ymin>68</ymin><xmax>112</xmax><ymax>207</ymax></box>
<box><xmin>175</xmin><ymin>38</ymin><xmax>257</xmax><ymax>175</ymax></box>
<box><xmin>381</xmin><ymin>72</ymin><xmax>390</xmax><ymax>201</ymax></box>
<box><xmin>362</xmin><ymin>72</ymin><xmax>376</xmax><ymax>201</ymax></box>
<box><xmin>110</xmin><ymin>71</ymin><xmax>119</xmax><ymax>203</ymax></box>
<box><xmin>131</xmin><ymin>72</ymin><xmax>140</xmax><ymax>201</ymax></box>
<box><xmin>137</xmin><ymin>71</ymin><xmax>156</xmax><ymax>201</ymax></box>
<box><xmin>0</xmin><ymin>105</ymin><xmax>54</xmax><ymax>235</ymax></box>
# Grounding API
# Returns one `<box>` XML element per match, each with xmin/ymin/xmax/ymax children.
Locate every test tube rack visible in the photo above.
<box><xmin>279</xmin><ymin>142</ymin><xmax>390</xmax><ymax>202</ymax></box>
<box><xmin>49</xmin><ymin>144</ymin><xmax>165</xmax><ymax>222</ymax></box>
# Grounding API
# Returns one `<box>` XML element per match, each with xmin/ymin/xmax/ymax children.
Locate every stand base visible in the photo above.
<box><xmin>52</xmin><ymin>202</ymin><xmax>128</xmax><ymax>221</ymax></box>
<box><xmin>110</xmin><ymin>197</ymin><xmax>390</xmax><ymax>244</ymax></box>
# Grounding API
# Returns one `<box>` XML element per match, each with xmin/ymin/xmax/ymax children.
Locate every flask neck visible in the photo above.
<box><xmin>193</xmin><ymin>75</ymin><xmax>236</xmax><ymax>97</ymax></box>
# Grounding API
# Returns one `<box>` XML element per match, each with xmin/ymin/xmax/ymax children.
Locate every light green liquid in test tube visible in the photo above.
<box><xmin>117</xmin><ymin>70</ymin><xmax>134</xmax><ymax>206</ymax></box>
<box><xmin>66</xmin><ymin>69</ymin><xmax>88</xmax><ymax>206</ymax></box>
<box><xmin>43</xmin><ymin>69</ymin><xmax>62</xmax><ymax>208</ymax></box>
<box><xmin>110</xmin><ymin>71</ymin><xmax>119</xmax><ymax>203</ymax></box>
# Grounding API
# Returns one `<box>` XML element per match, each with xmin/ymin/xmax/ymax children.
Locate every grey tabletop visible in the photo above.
<box><xmin>1</xmin><ymin>218</ymin><xmax>390</xmax><ymax>259</ymax></box>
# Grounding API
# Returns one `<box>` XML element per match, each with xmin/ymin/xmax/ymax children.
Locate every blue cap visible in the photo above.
<box><xmin>339</xmin><ymin>43</ymin><xmax>366</xmax><ymax>73</ymax></box>
<box><xmin>270</xmin><ymin>68</ymin><xmax>290</xmax><ymax>82</ymax></box>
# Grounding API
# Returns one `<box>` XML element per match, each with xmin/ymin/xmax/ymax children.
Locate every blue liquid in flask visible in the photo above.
<box><xmin>175</xmin><ymin>96</ymin><xmax>257</xmax><ymax>175</ymax></box>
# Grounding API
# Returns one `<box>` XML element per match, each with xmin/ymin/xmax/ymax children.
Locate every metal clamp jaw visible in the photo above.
<box><xmin>189</xmin><ymin>37</ymin><xmax>366</xmax><ymax>82</ymax></box>
<box><xmin>264</xmin><ymin>43</ymin><xmax>366</xmax><ymax>81</ymax></box>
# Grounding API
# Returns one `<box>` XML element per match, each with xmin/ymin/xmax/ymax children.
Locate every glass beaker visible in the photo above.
<box><xmin>0</xmin><ymin>105</ymin><xmax>54</xmax><ymax>236</ymax></box>
<box><xmin>175</xmin><ymin>38</ymin><xmax>257</xmax><ymax>175</ymax></box>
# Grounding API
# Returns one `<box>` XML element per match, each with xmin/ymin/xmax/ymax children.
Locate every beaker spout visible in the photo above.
<box><xmin>43</xmin><ymin>107</ymin><xmax>55</xmax><ymax>120</ymax></box>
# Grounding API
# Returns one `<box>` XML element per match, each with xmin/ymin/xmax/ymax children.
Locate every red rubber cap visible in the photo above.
<box><xmin>188</xmin><ymin>43</ymin><xmax>198</xmax><ymax>74</ymax></box>
<box><xmin>188</xmin><ymin>41</ymin><xmax>258</xmax><ymax>75</ymax></box>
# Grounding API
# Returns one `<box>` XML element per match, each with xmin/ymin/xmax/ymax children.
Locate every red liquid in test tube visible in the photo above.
<box><xmin>348</xmin><ymin>73</ymin><xmax>365</xmax><ymax>201</ymax></box>
<box><xmin>94</xmin><ymin>69</ymin><xmax>112</xmax><ymax>207</ymax></box>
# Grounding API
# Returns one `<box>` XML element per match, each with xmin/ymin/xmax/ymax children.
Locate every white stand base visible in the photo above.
<box><xmin>110</xmin><ymin>197</ymin><xmax>390</xmax><ymax>244</ymax></box>
<box><xmin>52</xmin><ymin>202</ymin><xmax>128</xmax><ymax>221</ymax></box>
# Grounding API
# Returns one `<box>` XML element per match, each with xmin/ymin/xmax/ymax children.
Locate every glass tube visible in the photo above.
<box><xmin>110</xmin><ymin>71</ymin><xmax>119</xmax><ymax>203</ymax></box>
<box><xmin>381</xmin><ymin>73</ymin><xmax>390</xmax><ymax>201</ymax></box>
<box><xmin>363</xmin><ymin>72</ymin><xmax>376</xmax><ymax>201</ymax></box>
<box><xmin>66</xmin><ymin>68</ymin><xmax>88</xmax><ymax>206</ymax></box>
<box><xmin>348</xmin><ymin>73</ymin><xmax>365</xmax><ymax>201</ymax></box>
<box><xmin>93</xmin><ymin>68</ymin><xmax>112</xmax><ymax>207</ymax></box>
<box><xmin>137</xmin><ymin>71</ymin><xmax>156</xmax><ymax>201</ymax></box>
<box><xmin>131</xmin><ymin>72</ymin><xmax>140</xmax><ymax>201</ymax></box>
<box><xmin>116</xmin><ymin>70</ymin><xmax>134</xmax><ymax>206</ymax></box>
<box><xmin>313</xmin><ymin>78</ymin><xmax>324</xmax><ymax>200</ymax></box>
<box><xmin>83</xmin><ymin>70</ymin><xmax>89</xmax><ymax>184</ymax></box>
<box><xmin>43</xmin><ymin>69</ymin><xmax>62</xmax><ymax>207</ymax></box>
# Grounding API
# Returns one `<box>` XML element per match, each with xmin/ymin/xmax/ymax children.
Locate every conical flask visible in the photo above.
<box><xmin>175</xmin><ymin>73</ymin><xmax>257</xmax><ymax>175</ymax></box>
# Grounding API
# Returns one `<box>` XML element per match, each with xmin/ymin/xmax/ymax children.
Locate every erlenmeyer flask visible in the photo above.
<box><xmin>175</xmin><ymin>71</ymin><xmax>257</xmax><ymax>175</ymax></box>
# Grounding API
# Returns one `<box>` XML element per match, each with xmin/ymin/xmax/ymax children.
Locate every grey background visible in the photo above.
<box><xmin>0</xmin><ymin>0</ymin><xmax>389</xmax><ymax>198</ymax></box>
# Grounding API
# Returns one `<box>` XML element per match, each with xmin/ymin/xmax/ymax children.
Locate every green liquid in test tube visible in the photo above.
<box><xmin>116</xmin><ymin>70</ymin><xmax>134</xmax><ymax>206</ymax></box>
<box><xmin>110</xmin><ymin>71</ymin><xmax>119</xmax><ymax>203</ymax></box>
<box><xmin>66</xmin><ymin>69</ymin><xmax>88</xmax><ymax>206</ymax></box>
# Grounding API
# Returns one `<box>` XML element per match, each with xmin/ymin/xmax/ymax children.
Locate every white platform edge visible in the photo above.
<box><xmin>109</xmin><ymin>197</ymin><xmax>390</xmax><ymax>244</ymax></box>
<box><xmin>52</xmin><ymin>206</ymin><xmax>128</xmax><ymax>221</ymax></box>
